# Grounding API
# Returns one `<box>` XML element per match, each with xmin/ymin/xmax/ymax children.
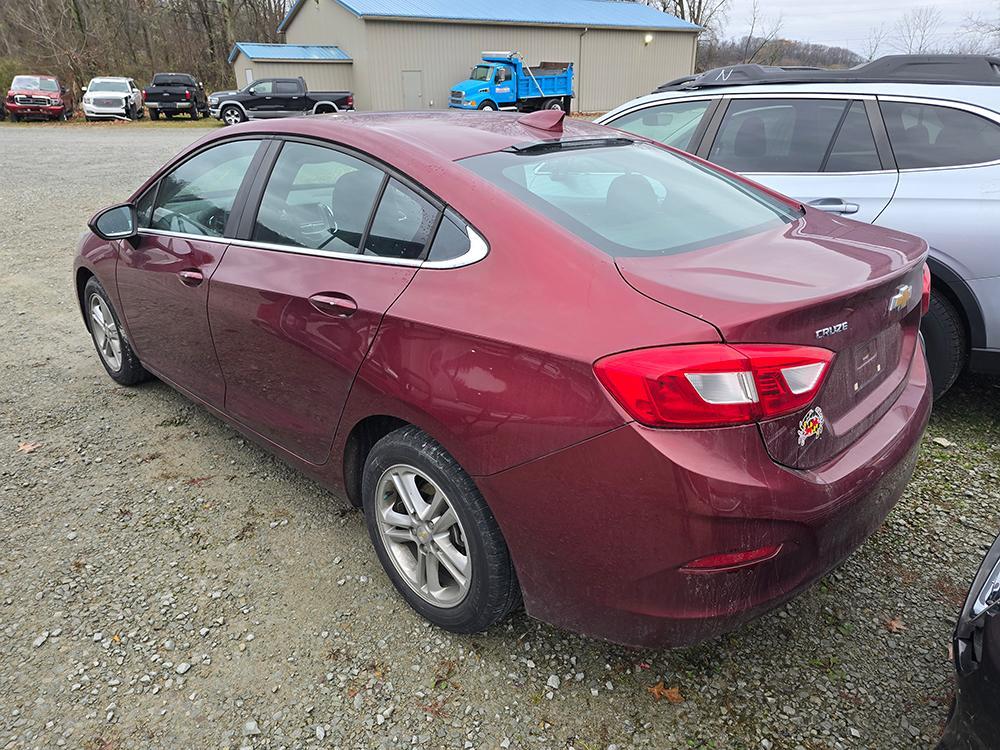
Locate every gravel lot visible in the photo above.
<box><xmin>2</xmin><ymin>123</ymin><xmax>999</xmax><ymax>750</ymax></box>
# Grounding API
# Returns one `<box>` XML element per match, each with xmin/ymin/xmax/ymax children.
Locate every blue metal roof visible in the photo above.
<box><xmin>228</xmin><ymin>42</ymin><xmax>352</xmax><ymax>64</ymax></box>
<box><xmin>278</xmin><ymin>0</ymin><xmax>700</xmax><ymax>32</ymax></box>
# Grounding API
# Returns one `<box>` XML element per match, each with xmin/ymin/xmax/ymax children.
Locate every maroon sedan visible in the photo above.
<box><xmin>74</xmin><ymin>111</ymin><xmax>931</xmax><ymax>648</ymax></box>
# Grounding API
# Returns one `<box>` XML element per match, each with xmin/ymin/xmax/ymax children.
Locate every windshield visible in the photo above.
<box><xmin>153</xmin><ymin>74</ymin><xmax>195</xmax><ymax>87</ymax></box>
<box><xmin>470</xmin><ymin>65</ymin><xmax>493</xmax><ymax>82</ymax></box>
<box><xmin>461</xmin><ymin>142</ymin><xmax>801</xmax><ymax>258</ymax></box>
<box><xmin>12</xmin><ymin>76</ymin><xmax>58</xmax><ymax>92</ymax></box>
<box><xmin>90</xmin><ymin>79</ymin><xmax>130</xmax><ymax>93</ymax></box>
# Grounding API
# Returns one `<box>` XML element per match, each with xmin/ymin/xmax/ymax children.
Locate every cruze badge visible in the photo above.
<box><xmin>798</xmin><ymin>407</ymin><xmax>825</xmax><ymax>446</ymax></box>
<box><xmin>888</xmin><ymin>284</ymin><xmax>912</xmax><ymax>313</ymax></box>
<box><xmin>816</xmin><ymin>321</ymin><xmax>848</xmax><ymax>339</ymax></box>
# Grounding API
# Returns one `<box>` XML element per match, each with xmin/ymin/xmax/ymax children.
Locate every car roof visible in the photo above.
<box><xmin>227</xmin><ymin>111</ymin><xmax>621</xmax><ymax>162</ymax></box>
<box><xmin>601</xmin><ymin>80</ymin><xmax>1000</xmax><ymax>121</ymax></box>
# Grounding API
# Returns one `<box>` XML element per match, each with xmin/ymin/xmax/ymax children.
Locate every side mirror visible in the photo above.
<box><xmin>89</xmin><ymin>203</ymin><xmax>138</xmax><ymax>241</ymax></box>
<box><xmin>248</xmin><ymin>87</ymin><xmax>256</xmax><ymax>95</ymax></box>
<box><xmin>60</xmin><ymin>86</ymin><xmax>67</xmax><ymax>95</ymax></box>
<box><xmin>81</xmin><ymin>86</ymin><xmax>88</xmax><ymax>94</ymax></box>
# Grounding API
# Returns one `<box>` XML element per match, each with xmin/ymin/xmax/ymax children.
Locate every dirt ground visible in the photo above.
<box><xmin>2</xmin><ymin>123</ymin><xmax>999</xmax><ymax>750</ymax></box>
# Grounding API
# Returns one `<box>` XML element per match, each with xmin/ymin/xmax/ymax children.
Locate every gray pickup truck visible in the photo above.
<box><xmin>208</xmin><ymin>77</ymin><xmax>354</xmax><ymax>125</ymax></box>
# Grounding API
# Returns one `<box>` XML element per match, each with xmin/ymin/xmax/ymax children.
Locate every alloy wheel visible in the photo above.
<box><xmin>222</xmin><ymin>107</ymin><xmax>243</xmax><ymax>125</ymax></box>
<box><xmin>374</xmin><ymin>464</ymin><xmax>472</xmax><ymax>608</ymax></box>
<box><xmin>89</xmin><ymin>294</ymin><xmax>123</xmax><ymax>372</ymax></box>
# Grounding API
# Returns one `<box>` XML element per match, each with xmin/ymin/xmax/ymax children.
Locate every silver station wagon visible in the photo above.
<box><xmin>599</xmin><ymin>55</ymin><xmax>1000</xmax><ymax>397</ymax></box>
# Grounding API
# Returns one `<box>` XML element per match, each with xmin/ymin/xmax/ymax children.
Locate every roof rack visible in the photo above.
<box><xmin>655</xmin><ymin>55</ymin><xmax>1000</xmax><ymax>92</ymax></box>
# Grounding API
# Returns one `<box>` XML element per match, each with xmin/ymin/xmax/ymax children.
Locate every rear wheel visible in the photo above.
<box><xmin>477</xmin><ymin>101</ymin><xmax>496</xmax><ymax>111</ymax></box>
<box><xmin>190</xmin><ymin>105</ymin><xmax>199</xmax><ymax>120</ymax></box>
<box><xmin>83</xmin><ymin>277</ymin><xmax>150</xmax><ymax>386</ymax></box>
<box><xmin>921</xmin><ymin>291</ymin><xmax>967</xmax><ymax>399</ymax></box>
<box><xmin>544</xmin><ymin>98</ymin><xmax>564</xmax><ymax>111</ymax></box>
<box><xmin>362</xmin><ymin>426</ymin><xmax>521</xmax><ymax>633</ymax></box>
<box><xmin>150</xmin><ymin>109</ymin><xmax>160</xmax><ymax>121</ymax></box>
<box><xmin>221</xmin><ymin>105</ymin><xmax>245</xmax><ymax>126</ymax></box>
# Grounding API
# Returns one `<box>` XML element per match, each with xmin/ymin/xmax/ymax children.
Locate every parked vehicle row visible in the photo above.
<box><xmin>598</xmin><ymin>54</ymin><xmax>1000</xmax><ymax>399</ymax></box>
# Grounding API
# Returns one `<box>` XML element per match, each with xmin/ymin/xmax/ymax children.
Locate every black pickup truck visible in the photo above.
<box><xmin>143</xmin><ymin>73</ymin><xmax>210</xmax><ymax>120</ymax></box>
<box><xmin>208</xmin><ymin>77</ymin><xmax>354</xmax><ymax>125</ymax></box>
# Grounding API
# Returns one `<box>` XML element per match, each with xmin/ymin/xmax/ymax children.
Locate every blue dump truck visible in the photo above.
<box><xmin>449</xmin><ymin>51</ymin><xmax>573</xmax><ymax>112</ymax></box>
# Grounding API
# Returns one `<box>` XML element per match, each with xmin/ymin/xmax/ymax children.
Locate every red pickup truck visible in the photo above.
<box><xmin>5</xmin><ymin>74</ymin><xmax>74</xmax><ymax>121</ymax></box>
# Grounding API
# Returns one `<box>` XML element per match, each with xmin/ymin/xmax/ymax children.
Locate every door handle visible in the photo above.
<box><xmin>309</xmin><ymin>292</ymin><xmax>357</xmax><ymax>317</ymax></box>
<box><xmin>178</xmin><ymin>269</ymin><xmax>204</xmax><ymax>287</ymax></box>
<box><xmin>808</xmin><ymin>198</ymin><xmax>859</xmax><ymax>215</ymax></box>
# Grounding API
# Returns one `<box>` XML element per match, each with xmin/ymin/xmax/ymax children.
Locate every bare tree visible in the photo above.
<box><xmin>739</xmin><ymin>0</ymin><xmax>783</xmax><ymax>64</ymax></box>
<box><xmin>862</xmin><ymin>23</ymin><xmax>890</xmax><ymax>62</ymax></box>
<box><xmin>892</xmin><ymin>6</ymin><xmax>944</xmax><ymax>54</ymax></box>
<box><xmin>637</xmin><ymin>0</ymin><xmax>730</xmax><ymax>35</ymax></box>
<box><xmin>959</xmin><ymin>4</ymin><xmax>1000</xmax><ymax>54</ymax></box>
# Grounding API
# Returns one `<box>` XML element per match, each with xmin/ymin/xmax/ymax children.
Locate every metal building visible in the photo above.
<box><xmin>230</xmin><ymin>0</ymin><xmax>700</xmax><ymax>113</ymax></box>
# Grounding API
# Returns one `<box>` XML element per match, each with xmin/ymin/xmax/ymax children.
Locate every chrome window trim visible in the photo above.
<box><xmin>876</xmin><ymin>94</ymin><xmax>1000</xmax><ymax>173</ymax></box>
<box><xmin>136</xmin><ymin>223</ymin><xmax>489</xmax><ymax>269</ymax></box>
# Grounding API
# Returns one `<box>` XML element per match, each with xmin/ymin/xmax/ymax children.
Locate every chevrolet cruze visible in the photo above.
<box><xmin>74</xmin><ymin>111</ymin><xmax>932</xmax><ymax>647</ymax></box>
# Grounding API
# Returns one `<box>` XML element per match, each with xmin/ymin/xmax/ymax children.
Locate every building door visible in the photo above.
<box><xmin>401</xmin><ymin>70</ymin><xmax>423</xmax><ymax>110</ymax></box>
<box><xmin>244</xmin><ymin>68</ymin><xmax>254</xmax><ymax>86</ymax></box>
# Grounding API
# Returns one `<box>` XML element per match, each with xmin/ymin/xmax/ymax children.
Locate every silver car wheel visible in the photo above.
<box><xmin>222</xmin><ymin>107</ymin><xmax>243</xmax><ymax>125</ymax></box>
<box><xmin>375</xmin><ymin>464</ymin><xmax>472</xmax><ymax>608</ymax></box>
<box><xmin>89</xmin><ymin>294</ymin><xmax>123</xmax><ymax>372</ymax></box>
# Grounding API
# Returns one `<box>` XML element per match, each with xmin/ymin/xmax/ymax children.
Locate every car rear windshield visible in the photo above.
<box><xmin>152</xmin><ymin>74</ymin><xmax>195</xmax><ymax>86</ymax></box>
<box><xmin>12</xmin><ymin>76</ymin><xmax>58</xmax><ymax>92</ymax></box>
<box><xmin>460</xmin><ymin>141</ymin><xmax>801</xmax><ymax>257</ymax></box>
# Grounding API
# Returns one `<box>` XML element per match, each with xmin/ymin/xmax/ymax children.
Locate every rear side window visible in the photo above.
<box><xmin>364</xmin><ymin>179</ymin><xmax>438</xmax><ymax>260</ymax></box>
<box><xmin>825</xmin><ymin>101</ymin><xmax>881</xmax><ymax>172</ymax></box>
<box><xmin>709</xmin><ymin>98</ymin><xmax>849</xmax><ymax>173</ymax></box>
<box><xmin>151</xmin><ymin>139</ymin><xmax>261</xmax><ymax>237</ymax></box>
<box><xmin>427</xmin><ymin>210</ymin><xmax>472</xmax><ymax>262</ymax></box>
<box><xmin>253</xmin><ymin>141</ymin><xmax>385</xmax><ymax>254</ymax></box>
<box><xmin>880</xmin><ymin>101</ymin><xmax>1000</xmax><ymax>169</ymax></box>
<box><xmin>461</xmin><ymin>142</ymin><xmax>800</xmax><ymax>258</ymax></box>
<box><xmin>607</xmin><ymin>100</ymin><xmax>712</xmax><ymax>152</ymax></box>
<box><xmin>274</xmin><ymin>80</ymin><xmax>300</xmax><ymax>94</ymax></box>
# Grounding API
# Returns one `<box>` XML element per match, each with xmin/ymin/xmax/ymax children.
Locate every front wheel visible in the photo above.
<box><xmin>150</xmin><ymin>109</ymin><xmax>159</xmax><ymax>121</ymax></box>
<box><xmin>921</xmin><ymin>291</ymin><xmax>967</xmax><ymax>399</ymax></box>
<box><xmin>477</xmin><ymin>101</ymin><xmax>496</xmax><ymax>111</ymax></box>
<box><xmin>362</xmin><ymin>426</ymin><xmax>521</xmax><ymax>633</ymax></box>
<box><xmin>221</xmin><ymin>105</ymin><xmax>245</xmax><ymax>125</ymax></box>
<box><xmin>84</xmin><ymin>277</ymin><xmax>150</xmax><ymax>386</ymax></box>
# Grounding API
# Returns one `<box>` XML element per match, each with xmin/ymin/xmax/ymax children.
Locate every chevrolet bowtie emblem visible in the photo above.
<box><xmin>888</xmin><ymin>284</ymin><xmax>912</xmax><ymax>313</ymax></box>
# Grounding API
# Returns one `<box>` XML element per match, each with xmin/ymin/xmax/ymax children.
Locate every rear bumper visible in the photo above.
<box><xmin>479</xmin><ymin>341</ymin><xmax>932</xmax><ymax>648</ymax></box>
<box><xmin>146</xmin><ymin>101</ymin><xmax>192</xmax><ymax>110</ymax></box>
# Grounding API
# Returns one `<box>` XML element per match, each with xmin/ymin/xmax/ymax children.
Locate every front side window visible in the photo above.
<box><xmin>151</xmin><ymin>139</ymin><xmax>261</xmax><ymax>237</ymax></box>
<box><xmin>461</xmin><ymin>142</ymin><xmax>800</xmax><ymax>258</ymax></box>
<box><xmin>709</xmin><ymin>98</ymin><xmax>850</xmax><ymax>173</ymax></box>
<box><xmin>880</xmin><ymin>101</ymin><xmax>1000</xmax><ymax>169</ymax></box>
<box><xmin>607</xmin><ymin>100</ymin><xmax>712</xmax><ymax>152</ymax></box>
<box><xmin>248</xmin><ymin>80</ymin><xmax>273</xmax><ymax>94</ymax></box>
<box><xmin>364</xmin><ymin>179</ymin><xmax>438</xmax><ymax>260</ymax></box>
<box><xmin>253</xmin><ymin>141</ymin><xmax>385</xmax><ymax>253</ymax></box>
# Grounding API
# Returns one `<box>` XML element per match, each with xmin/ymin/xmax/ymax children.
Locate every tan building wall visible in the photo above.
<box><xmin>231</xmin><ymin>53</ymin><xmax>354</xmax><ymax>91</ymax></box>
<box><xmin>279</xmin><ymin>2</ymin><xmax>698</xmax><ymax>113</ymax></box>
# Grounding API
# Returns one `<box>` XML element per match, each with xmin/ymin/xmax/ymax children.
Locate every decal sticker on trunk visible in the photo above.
<box><xmin>797</xmin><ymin>407</ymin><xmax>825</xmax><ymax>446</ymax></box>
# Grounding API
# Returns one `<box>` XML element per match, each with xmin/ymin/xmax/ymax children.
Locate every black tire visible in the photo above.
<box><xmin>544</xmin><ymin>98</ymin><xmax>564</xmax><ymax>111</ymax></box>
<box><xmin>477</xmin><ymin>100</ymin><xmax>497</xmax><ymax>111</ymax></box>
<box><xmin>150</xmin><ymin>109</ymin><xmax>160</xmax><ymax>121</ymax></box>
<box><xmin>190</xmin><ymin>105</ymin><xmax>199</xmax><ymax>120</ymax></box>
<box><xmin>362</xmin><ymin>426</ymin><xmax>521</xmax><ymax>633</ymax></box>
<box><xmin>221</xmin><ymin>104</ymin><xmax>245</xmax><ymax>125</ymax></box>
<box><xmin>10</xmin><ymin>112</ymin><xmax>19</xmax><ymax>123</ymax></box>
<box><xmin>921</xmin><ymin>290</ymin><xmax>967</xmax><ymax>399</ymax></box>
<box><xmin>83</xmin><ymin>277</ymin><xmax>150</xmax><ymax>386</ymax></box>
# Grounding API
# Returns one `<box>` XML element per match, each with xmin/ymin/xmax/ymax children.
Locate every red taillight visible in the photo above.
<box><xmin>141</xmin><ymin>90</ymin><xmax>147</xmax><ymax>102</ymax></box>
<box><xmin>921</xmin><ymin>263</ymin><xmax>931</xmax><ymax>317</ymax></box>
<box><xmin>682</xmin><ymin>544</ymin><xmax>783</xmax><ymax>573</ymax></box>
<box><xmin>594</xmin><ymin>344</ymin><xmax>833</xmax><ymax>428</ymax></box>
<box><xmin>185</xmin><ymin>89</ymin><xmax>192</xmax><ymax>100</ymax></box>
<box><xmin>346</xmin><ymin>94</ymin><xmax>354</xmax><ymax>109</ymax></box>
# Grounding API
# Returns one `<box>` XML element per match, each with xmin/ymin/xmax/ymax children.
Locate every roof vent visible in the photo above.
<box><xmin>518</xmin><ymin>109</ymin><xmax>565</xmax><ymax>132</ymax></box>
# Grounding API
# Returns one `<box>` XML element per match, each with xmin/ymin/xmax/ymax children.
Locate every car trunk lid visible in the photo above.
<box><xmin>616</xmin><ymin>209</ymin><xmax>927</xmax><ymax>469</ymax></box>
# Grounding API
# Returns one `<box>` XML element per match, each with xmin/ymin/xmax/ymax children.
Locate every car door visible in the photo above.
<box><xmin>273</xmin><ymin>79</ymin><xmax>306</xmax><ymax>115</ymax></box>
<box><xmin>700</xmin><ymin>96</ymin><xmax>899</xmax><ymax>224</ymax></box>
<box><xmin>242</xmin><ymin>80</ymin><xmax>273</xmax><ymax>116</ymax></box>
<box><xmin>207</xmin><ymin>139</ymin><xmax>439</xmax><ymax>464</ymax></box>
<box><xmin>116</xmin><ymin>138</ymin><xmax>267</xmax><ymax>408</ymax></box>
<box><xmin>874</xmin><ymin>97</ymin><xmax>1000</xmax><ymax>286</ymax></box>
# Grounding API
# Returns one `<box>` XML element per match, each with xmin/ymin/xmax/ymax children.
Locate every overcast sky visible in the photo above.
<box><xmin>722</xmin><ymin>0</ymin><xmax>986</xmax><ymax>54</ymax></box>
